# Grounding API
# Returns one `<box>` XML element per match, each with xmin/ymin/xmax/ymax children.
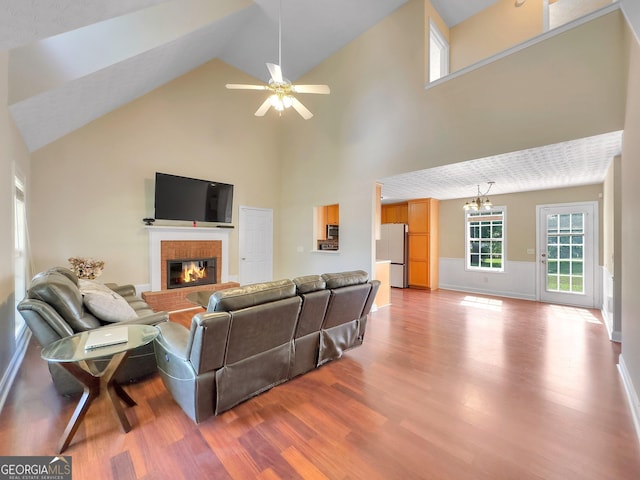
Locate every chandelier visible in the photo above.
<box><xmin>463</xmin><ymin>182</ymin><xmax>494</xmax><ymax>211</ymax></box>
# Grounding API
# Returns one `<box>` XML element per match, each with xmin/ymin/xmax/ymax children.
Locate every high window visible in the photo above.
<box><xmin>466</xmin><ymin>208</ymin><xmax>505</xmax><ymax>272</ymax></box>
<box><xmin>429</xmin><ymin>19</ymin><xmax>449</xmax><ymax>82</ymax></box>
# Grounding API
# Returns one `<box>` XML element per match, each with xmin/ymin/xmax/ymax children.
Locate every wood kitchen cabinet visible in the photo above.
<box><xmin>381</xmin><ymin>202</ymin><xmax>408</xmax><ymax>224</ymax></box>
<box><xmin>407</xmin><ymin>198</ymin><xmax>439</xmax><ymax>289</ymax></box>
<box><xmin>326</xmin><ymin>204</ymin><xmax>339</xmax><ymax>224</ymax></box>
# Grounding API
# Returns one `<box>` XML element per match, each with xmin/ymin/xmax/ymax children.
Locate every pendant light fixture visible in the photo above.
<box><xmin>463</xmin><ymin>182</ymin><xmax>495</xmax><ymax>211</ymax></box>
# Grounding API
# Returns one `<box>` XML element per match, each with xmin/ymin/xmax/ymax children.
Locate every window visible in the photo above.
<box><xmin>466</xmin><ymin>208</ymin><xmax>505</xmax><ymax>272</ymax></box>
<box><xmin>14</xmin><ymin>176</ymin><xmax>27</xmax><ymax>338</ymax></box>
<box><xmin>429</xmin><ymin>19</ymin><xmax>449</xmax><ymax>82</ymax></box>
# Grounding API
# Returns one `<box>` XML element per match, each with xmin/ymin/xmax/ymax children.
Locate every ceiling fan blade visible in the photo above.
<box><xmin>255</xmin><ymin>98</ymin><xmax>272</xmax><ymax>117</ymax></box>
<box><xmin>291</xmin><ymin>84</ymin><xmax>330</xmax><ymax>95</ymax></box>
<box><xmin>291</xmin><ymin>97</ymin><xmax>313</xmax><ymax>120</ymax></box>
<box><xmin>266</xmin><ymin>63</ymin><xmax>284</xmax><ymax>83</ymax></box>
<box><xmin>226</xmin><ymin>84</ymin><xmax>267</xmax><ymax>90</ymax></box>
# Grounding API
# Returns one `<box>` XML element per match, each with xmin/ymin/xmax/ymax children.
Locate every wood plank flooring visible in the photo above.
<box><xmin>2</xmin><ymin>288</ymin><xmax>639</xmax><ymax>479</ymax></box>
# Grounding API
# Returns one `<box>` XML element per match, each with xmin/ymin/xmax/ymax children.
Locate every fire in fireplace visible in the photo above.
<box><xmin>167</xmin><ymin>258</ymin><xmax>217</xmax><ymax>289</ymax></box>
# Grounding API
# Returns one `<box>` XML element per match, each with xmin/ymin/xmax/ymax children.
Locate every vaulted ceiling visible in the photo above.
<box><xmin>2</xmin><ymin>0</ymin><xmax>624</xmax><ymax>202</ymax></box>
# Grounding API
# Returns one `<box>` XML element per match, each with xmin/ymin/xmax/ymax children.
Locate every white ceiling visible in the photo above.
<box><xmin>378</xmin><ymin>131</ymin><xmax>623</xmax><ymax>203</ymax></box>
<box><xmin>1</xmin><ymin>0</ymin><xmax>623</xmax><ymax>202</ymax></box>
<box><xmin>430</xmin><ymin>0</ymin><xmax>499</xmax><ymax>26</ymax></box>
<box><xmin>3</xmin><ymin>0</ymin><xmax>411</xmax><ymax>152</ymax></box>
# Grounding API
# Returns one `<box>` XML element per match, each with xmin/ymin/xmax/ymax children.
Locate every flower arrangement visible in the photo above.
<box><xmin>68</xmin><ymin>257</ymin><xmax>105</xmax><ymax>280</ymax></box>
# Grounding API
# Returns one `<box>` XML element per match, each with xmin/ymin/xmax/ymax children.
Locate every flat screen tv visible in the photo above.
<box><xmin>154</xmin><ymin>172</ymin><xmax>234</xmax><ymax>223</ymax></box>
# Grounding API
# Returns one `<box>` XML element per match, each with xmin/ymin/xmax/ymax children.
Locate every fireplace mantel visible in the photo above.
<box><xmin>147</xmin><ymin>226</ymin><xmax>231</xmax><ymax>291</ymax></box>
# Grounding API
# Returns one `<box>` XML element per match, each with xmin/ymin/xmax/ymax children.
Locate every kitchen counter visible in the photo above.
<box><xmin>374</xmin><ymin>260</ymin><xmax>391</xmax><ymax>308</ymax></box>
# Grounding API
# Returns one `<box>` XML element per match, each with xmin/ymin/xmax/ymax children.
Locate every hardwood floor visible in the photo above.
<box><xmin>2</xmin><ymin>288</ymin><xmax>639</xmax><ymax>479</ymax></box>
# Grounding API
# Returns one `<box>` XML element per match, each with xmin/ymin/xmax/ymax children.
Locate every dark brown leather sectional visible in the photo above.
<box><xmin>153</xmin><ymin>270</ymin><xmax>380</xmax><ymax>423</ymax></box>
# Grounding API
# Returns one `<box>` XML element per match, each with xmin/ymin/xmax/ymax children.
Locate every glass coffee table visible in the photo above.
<box><xmin>41</xmin><ymin>324</ymin><xmax>159</xmax><ymax>453</ymax></box>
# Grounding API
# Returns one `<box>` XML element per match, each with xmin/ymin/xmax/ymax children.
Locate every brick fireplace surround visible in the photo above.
<box><xmin>142</xmin><ymin>226</ymin><xmax>238</xmax><ymax>312</ymax></box>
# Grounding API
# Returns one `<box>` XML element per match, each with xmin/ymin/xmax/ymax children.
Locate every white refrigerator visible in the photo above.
<box><xmin>376</xmin><ymin>223</ymin><xmax>408</xmax><ymax>288</ymax></box>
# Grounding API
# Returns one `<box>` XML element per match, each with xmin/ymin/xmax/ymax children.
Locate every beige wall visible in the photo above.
<box><xmin>550</xmin><ymin>0</ymin><xmax>614</xmax><ymax>30</ymax></box>
<box><xmin>621</xmin><ymin>22</ymin><xmax>640</xmax><ymax>419</ymax></box>
<box><xmin>439</xmin><ymin>184</ymin><xmax>603</xmax><ymax>262</ymax></box>
<box><xmin>30</xmin><ymin>59</ymin><xmax>282</xmax><ymax>285</ymax></box>
<box><xmin>277</xmin><ymin>1</ymin><xmax>626</xmax><ymax>279</ymax></box>
<box><xmin>603</xmin><ymin>156</ymin><xmax>621</xmax><ymax>275</ymax></box>
<box><xmin>24</xmin><ymin>1</ymin><xmax>629</xmax><ymax>285</ymax></box>
<box><xmin>0</xmin><ymin>51</ymin><xmax>31</xmax><ymax>376</ymax></box>
<box><xmin>450</xmin><ymin>0</ymin><xmax>544</xmax><ymax>72</ymax></box>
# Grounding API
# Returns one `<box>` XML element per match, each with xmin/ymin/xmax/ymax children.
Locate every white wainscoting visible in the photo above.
<box><xmin>439</xmin><ymin>258</ymin><xmax>537</xmax><ymax>300</ymax></box>
<box><xmin>601</xmin><ymin>266</ymin><xmax>621</xmax><ymax>342</ymax></box>
<box><xmin>440</xmin><ymin>258</ymin><xmax>605</xmax><ymax>309</ymax></box>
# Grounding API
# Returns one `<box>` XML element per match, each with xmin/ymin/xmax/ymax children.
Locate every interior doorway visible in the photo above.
<box><xmin>238</xmin><ymin>206</ymin><xmax>273</xmax><ymax>285</ymax></box>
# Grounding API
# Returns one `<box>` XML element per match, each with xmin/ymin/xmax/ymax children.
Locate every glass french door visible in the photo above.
<box><xmin>537</xmin><ymin>203</ymin><xmax>596</xmax><ymax>308</ymax></box>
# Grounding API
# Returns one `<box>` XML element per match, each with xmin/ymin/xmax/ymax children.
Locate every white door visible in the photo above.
<box><xmin>239</xmin><ymin>206</ymin><xmax>273</xmax><ymax>285</ymax></box>
<box><xmin>537</xmin><ymin>202</ymin><xmax>597</xmax><ymax>308</ymax></box>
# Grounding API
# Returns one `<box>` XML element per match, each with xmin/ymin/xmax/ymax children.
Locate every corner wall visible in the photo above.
<box><xmin>0</xmin><ymin>51</ymin><xmax>31</xmax><ymax>409</ymax></box>
<box><xmin>619</xmin><ymin>19</ymin><xmax>640</xmax><ymax>440</ymax></box>
<box><xmin>602</xmin><ymin>156</ymin><xmax>622</xmax><ymax>341</ymax></box>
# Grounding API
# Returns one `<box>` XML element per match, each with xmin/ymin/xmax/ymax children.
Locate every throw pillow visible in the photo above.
<box><xmin>78</xmin><ymin>279</ymin><xmax>115</xmax><ymax>295</ymax></box>
<box><xmin>83</xmin><ymin>291</ymin><xmax>138</xmax><ymax>322</ymax></box>
<box><xmin>78</xmin><ymin>280</ymin><xmax>138</xmax><ymax>322</ymax></box>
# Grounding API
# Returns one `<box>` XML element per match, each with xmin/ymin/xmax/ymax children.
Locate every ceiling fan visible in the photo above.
<box><xmin>225</xmin><ymin>1</ymin><xmax>330</xmax><ymax>119</ymax></box>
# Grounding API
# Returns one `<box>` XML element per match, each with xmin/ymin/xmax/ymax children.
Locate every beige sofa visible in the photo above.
<box><xmin>153</xmin><ymin>270</ymin><xmax>380</xmax><ymax>423</ymax></box>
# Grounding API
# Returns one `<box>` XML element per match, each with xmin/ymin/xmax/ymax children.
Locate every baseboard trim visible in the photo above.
<box><xmin>438</xmin><ymin>284</ymin><xmax>537</xmax><ymax>302</ymax></box>
<box><xmin>618</xmin><ymin>354</ymin><xmax>640</xmax><ymax>444</ymax></box>
<box><xmin>0</xmin><ymin>329</ymin><xmax>31</xmax><ymax>414</ymax></box>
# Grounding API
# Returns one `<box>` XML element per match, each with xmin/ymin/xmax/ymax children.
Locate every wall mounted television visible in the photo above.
<box><xmin>154</xmin><ymin>172</ymin><xmax>234</xmax><ymax>223</ymax></box>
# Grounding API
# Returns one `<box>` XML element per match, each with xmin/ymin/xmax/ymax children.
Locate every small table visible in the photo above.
<box><xmin>41</xmin><ymin>324</ymin><xmax>159</xmax><ymax>453</ymax></box>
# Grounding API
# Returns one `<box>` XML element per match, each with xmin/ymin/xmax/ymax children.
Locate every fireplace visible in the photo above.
<box><xmin>166</xmin><ymin>258</ymin><xmax>217</xmax><ymax>290</ymax></box>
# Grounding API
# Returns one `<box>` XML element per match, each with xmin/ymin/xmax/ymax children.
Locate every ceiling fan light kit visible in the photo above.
<box><xmin>225</xmin><ymin>1</ymin><xmax>330</xmax><ymax>119</ymax></box>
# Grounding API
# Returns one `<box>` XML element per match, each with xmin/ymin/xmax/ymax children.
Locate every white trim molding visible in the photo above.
<box><xmin>618</xmin><ymin>354</ymin><xmax>640</xmax><ymax>444</ymax></box>
<box><xmin>601</xmin><ymin>265</ymin><xmax>622</xmax><ymax>342</ymax></box>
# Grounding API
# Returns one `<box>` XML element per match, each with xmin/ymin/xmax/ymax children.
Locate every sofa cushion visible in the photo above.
<box><xmin>321</xmin><ymin>270</ymin><xmax>369</xmax><ymax>289</ymax></box>
<box><xmin>293</xmin><ymin>275</ymin><xmax>326</xmax><ymax>294</ymax></box>
<box><xmin>28</xmin><ymin>272</ymin><xmax>100</xmax><ymax>331</ymax></box>
<box><xmin>208</xmin><ymin>279</ymin><xmax>296</xmax><ymax>312</ymax></box>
